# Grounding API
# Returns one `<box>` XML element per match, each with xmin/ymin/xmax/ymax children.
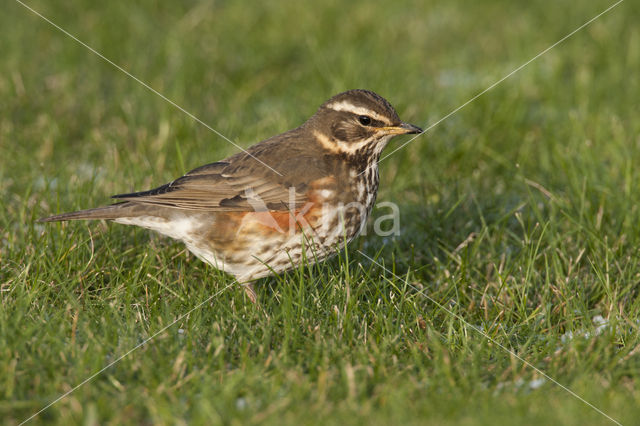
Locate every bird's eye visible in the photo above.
<box><xmin>358</xmin><ymin>115</ymin><xmax>372</xmax><ymax>126</ymax></box>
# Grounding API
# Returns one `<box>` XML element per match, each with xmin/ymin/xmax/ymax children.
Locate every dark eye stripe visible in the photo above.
<box><xmin>359</xmin><ymin>115</ymin><xmax>371</xmax><ymax>125</ymax></box>
<box><xmin>350</xmin><ymin>112</ymin><xmax>386</xmax><ymax>127</ymax></box>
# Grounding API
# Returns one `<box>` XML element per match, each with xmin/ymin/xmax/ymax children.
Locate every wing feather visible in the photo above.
<box><xmin>110</xmin><ymin>127</ymin><xmax>335</xmax><ymax>212</ymax></box>
<box><xmin>111</xmin><ymin>161</ymin><xmax>309</xmax><ymax>211</ymax></box>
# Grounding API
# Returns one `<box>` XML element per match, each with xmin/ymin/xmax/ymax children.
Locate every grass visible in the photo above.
<box><xmin>1</xmin><ymin>0</ymin><xmax>640</xmax><ymax>424</ymax></box>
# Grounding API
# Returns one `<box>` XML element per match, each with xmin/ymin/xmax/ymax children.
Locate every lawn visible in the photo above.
<box><xmin>1</xmin><ymin>0</ymin><xmax>639</xmax><ymax>424</ymax></box>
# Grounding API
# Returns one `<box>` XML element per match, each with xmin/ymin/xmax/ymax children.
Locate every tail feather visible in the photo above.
<box><xmin>38</xmin><ymin>202</ymin><xmax>134</xmax><ymax>222</ymax></box>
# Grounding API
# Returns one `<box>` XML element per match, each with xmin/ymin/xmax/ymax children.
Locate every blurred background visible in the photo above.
<box><xmin>1</xmin><ymin>0</ymin><xmax>639</xmax><ymax>424</ymax></box>
<box><xmin>2</xmin><ymin>0</ymin><xmax>637</xmax><ymax>213</ymax></box>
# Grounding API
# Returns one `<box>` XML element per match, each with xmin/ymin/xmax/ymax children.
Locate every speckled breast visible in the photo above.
<box><xmin>194</xmin><ymin>163</ymin><xmax>380</xmax><ymax>280</ymax></box>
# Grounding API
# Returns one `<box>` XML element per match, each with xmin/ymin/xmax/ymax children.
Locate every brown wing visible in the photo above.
<box><xmin>111</xmin><ymin>161</ymin><xmax>310</xmax><ymax>211</ymax></box>
<box><xmin>111</xmin><ymin>127</ymin><xmax>332</xmax><ymax>212</ymax></box>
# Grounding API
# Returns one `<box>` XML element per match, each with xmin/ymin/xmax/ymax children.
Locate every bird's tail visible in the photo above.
<box><xmin>38</xmin><ymin>202</ymin><xmax>136</xmax><ymax>222</ymax></box>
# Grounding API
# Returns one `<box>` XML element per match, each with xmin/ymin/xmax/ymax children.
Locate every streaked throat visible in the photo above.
<box><xmin>313</xmin><ymin>130</ymin><xmax>390</xmax><ymax>158</ymax></box>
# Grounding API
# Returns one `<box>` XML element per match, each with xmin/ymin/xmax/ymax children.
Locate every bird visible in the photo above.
<box><xmin>40</xmin><ymin>89</ymin><xmax>422</xmax><ymax>302</ymax></box>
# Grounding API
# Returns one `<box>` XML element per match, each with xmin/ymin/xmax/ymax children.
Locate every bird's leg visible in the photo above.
<box><xmin>242</xmin><ymin>282</ymin><xmax>258</xmax><ymax>304</ymax></box>
<box><xmin>239</xmin><ymin>281</ymin><xmax>270</xmax><ymax>319</ymax></box>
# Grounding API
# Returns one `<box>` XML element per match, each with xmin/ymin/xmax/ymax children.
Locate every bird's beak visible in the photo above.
<box><xmin>377</xmin><ymin>122</ymin><xmax>423</xmax><ymax>135</ymax></box>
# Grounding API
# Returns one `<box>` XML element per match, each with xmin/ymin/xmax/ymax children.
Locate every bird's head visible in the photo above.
<box><xmin>306</xmin><ymin>89</ymin><xmax>422</xmax><ymax>157</ymax></box>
